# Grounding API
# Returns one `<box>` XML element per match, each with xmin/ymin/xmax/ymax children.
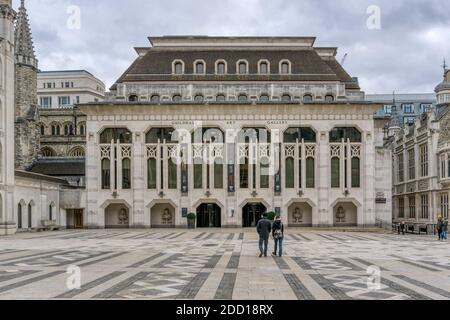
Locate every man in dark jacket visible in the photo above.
<box><xmin>256</xmin><ymin>213</ymin><xmax>272</xmax><ymax>258</ymax></box>
<box><xmin>442</xmin><ymin>218</ymin><xmax>448</xmax><ymax>241</ymax></box>
<box><xmin>272</xmin><ymin>216</ymin><xmax>284</xmax><ymax>257</ymax></box>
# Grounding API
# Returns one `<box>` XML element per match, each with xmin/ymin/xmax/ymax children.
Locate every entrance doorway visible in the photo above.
<box><xmin>197</xmin><ymin>204</ymin><xmax>221</xmax><ymax>228</ymax></box>
<box><xmin>243</xmin><ymin>203</ymin><xmax>267</xmax><ymax>228</ymax></box>
<box><xmin>74</xmin><ymin>210</ymin><xmax>84</xmax><ymax>229</ymax></box>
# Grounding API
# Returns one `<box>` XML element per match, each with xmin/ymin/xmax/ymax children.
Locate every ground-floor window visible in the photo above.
<box><xmin>408</xmin><ymin>196</ymin><xmax>416</xmax><ymax>219</ymax></box>
<box><xmin>440</xmin><ymin>193</ymin><xmax>449</xmax><ymax>219</ymax></box>
<box><xmin>398</xmin><ymin>198</ymin><xmax>405</xmax><ymax>218</ymax></box>
<box><xmin>421</xmin><ymin>195</ymin><xmax>429</xmax><ymax>219</ymax></box>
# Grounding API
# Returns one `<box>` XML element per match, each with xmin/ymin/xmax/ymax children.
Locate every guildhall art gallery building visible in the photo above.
<box><xmin>75</xmin><ymin>36</ymin><xmax>392</xmax><ymax>229</ymax></box>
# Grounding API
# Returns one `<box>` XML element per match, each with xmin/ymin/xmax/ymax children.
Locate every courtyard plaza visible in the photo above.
<box><xmin>0</xmin><ymin>228</ymin><xmax>448</xmax><ymax>300</ymax></box>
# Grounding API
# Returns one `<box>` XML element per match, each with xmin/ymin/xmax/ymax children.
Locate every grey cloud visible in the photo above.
<box><xmin>14</xmin><ymin>0</ymin><xmax>450</xmax><ymax>93</ymax></box>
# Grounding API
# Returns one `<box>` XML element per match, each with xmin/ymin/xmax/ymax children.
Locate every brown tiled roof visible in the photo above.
<box><xmin>112</xmin><ymin>48</ymin><xmax>359</xmax><ymax>90</ymax></box>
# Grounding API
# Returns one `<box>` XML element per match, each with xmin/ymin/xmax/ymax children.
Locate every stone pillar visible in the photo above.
<box><xmin>317</xmin><ymin>131</ymin><xmax>330</xmax><ymax>227</ymax></box>
<box><xmin>133</xmin><ymin>132</ymin><xmax>145</xmax><ymax>228</ymax></box>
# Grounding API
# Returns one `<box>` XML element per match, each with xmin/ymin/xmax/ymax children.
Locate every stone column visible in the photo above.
<box><xmin>133</xmin><ymin>132</ymin><xmax>145</xmax><ymax>228</ymax></box>
<box><xmin>317</xmin><ymin>131</ymin><xmax>330</xmax><ymax>227</ymax></box>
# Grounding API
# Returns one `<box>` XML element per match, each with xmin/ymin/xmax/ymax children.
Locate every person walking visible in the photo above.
<box><xmin>442</xmin><ymin>218</ymin><xmax>448</xmax><ymax>241</ymax></box>
<box><xmin>256</xmin><ymin>213</ymin><xmax>272</xmax><ymax>258</ymax></box>
<box><xmin>400</xmin><ymin>221</ymin><xmax>406</xmax><ymax>235</ymax></box>
<box><xmin>437</xmin><ymin>216</ymin><xmax>443</xmax><ymax>241</ymax></box>
<box><xmin>272</xmin><ymin>215</ymin><xmax>284</xmax><ymax>257</ymax></box>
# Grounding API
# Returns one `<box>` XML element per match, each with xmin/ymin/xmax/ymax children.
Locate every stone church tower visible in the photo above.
<box><xmin>0</xmin><ymin>0</ymin><xmax>17</xmax><ymax>233</ymax></box>
<box><xmin>14</xmin><ymin>0</ymin><xmax>39</xmax><ymax>170</ymax></box>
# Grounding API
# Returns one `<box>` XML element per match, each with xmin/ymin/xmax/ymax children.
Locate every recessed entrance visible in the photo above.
<box><xmin>66</xmin><ymin>209</ymin><xmax>84</xmax><ymax>229</ymax></box>
<box><xmin>151</xmin><ymin>203</ymin><xmax>175</xmax><ymax>228</ymax></box>
<box><xmin>197</xmin><ymin>203</ymin><xmax>221</xmax><ymax>228</ymax></box>
<box><xmin>242</xmin><ymin>203</ymin><xmax>267</xmax><ymax>228</ymax></box>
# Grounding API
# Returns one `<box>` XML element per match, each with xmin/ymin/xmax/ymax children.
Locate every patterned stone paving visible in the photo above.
<box><xmin>0</xmin><ymin>229</ymin><xmax>448</xmax><ymax>300</ymax></box>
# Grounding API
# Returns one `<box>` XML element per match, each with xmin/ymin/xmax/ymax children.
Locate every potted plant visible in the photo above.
<box><xmin>187</xmin><ymin>213</ymin><xmax>196</xmax><ymax>229</ymax></box>
<box><xmin>266</xmin><ymin>211</ymin><xmax>277</xmax><ymax>222</ymax></box>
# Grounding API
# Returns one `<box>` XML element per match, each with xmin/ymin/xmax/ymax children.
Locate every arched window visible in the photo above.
<box><xmin>128</xmin><ymin>94</ymin><xmax>138</xmax><ymax>102</ymax></box>
<box><xmin>194</xmin><ymin>94</ymin><xmax>204</xmax><ymax>102</ymax></box>
<box><xmin>260</xmin><ymin>94</ymin><xmax>270</xmax><ymax>102</ymax></box>
<box><xmin>17</xmin><ymin>203</ymin><xmax>22</xmax><ymax>229</ymax></box>
<box><xmin>173</xmin><ymin>60</ymin><xmax>184</xmax><ymax>75</ymax></box>
<box><xmin>258</xmin><ymin>60</ymin><xmax>270</xmax><ymax>74</ymax></box>
<box><xmin>194</xmin><ymin>60</ymin><xmax>205</xmax><ymax>74</ymax></box>
<box><xmin>51</xmin><ymin>124</ymin><xmax>61</xmax><ymax>136</ymax></box>
<box><xmin>216</xmin><ymin>94</ymin><xmax>226</xmax><ymax>102</ymax></box>
<box><xmin>280</xmin><ymin>60</ymin><xmax>291</xmax><ymax>74</ymax></box>
<box><xmin>64</xmin><ymin>123</ymin><xmax>74</xmax><ymax>136</ymax></box>
<box><xmin>238</xmin><ymin>127</ymin><xmax>271</xmax><ymax>144</ymax></box>
<box><xmin>303</xmin><ymin>94</ymin><xmax>313</xmax><ymax>103</ymax></box>
<box><xmin>79</xmin><ymin>124</ymin><xmax>86</xmax><ymax>136</ymax></box>
<box><xmin>100</xmin><ymin>128</ymin><xmax>132</xmax><ymax>144</ymax></box>
<box><xmin>329</xmin><ymin>127</ymin><xmax>362</xmax><ymax>143</ymax></box>
<box><xmin>49</xmin><ymin>203</ymin><xmax>55</xmax><ymax>221</ymax></box>
<box><xmin>281</xmin><ymin>94</ymin><xmax>291</xmax><ymax>102</ymax></box>
<box><xmin>351</xmin><ymin>157</ymin><xmax>360</xmax><ymax>188</ymax></box>
<box><xmin>325</xmin><ymin>95</ymin><xmax>335</xmax><ymax>102</ymax></box>
<box><xmin>101</xmin><ymin>158</ymin><xmax>111</xmax><ymax>189</ymax></box>
<box><xmin>331</xmin><ymin>157</ymin><xmax>340</xmax><ymax>188</ymax></box>
<box><xmin>122</xmin><ymin>158</ymin><xmax>131</xmax><ymax>189</ymax></box>
<box><xmin>285</xmin><ymin>157</ymin><xmax>295</xmax><ymax>188</ymax></box>
<box><xmin>40</xmin><ymin>125</ymin><xmax>45</xmax><ymax>135</ymax></box>
<box><xmin>147</xmin><ymin>158</ymin><xmax>157</xmax><ymax>189</ymax></box>
<box><xmin>216</xmin><ymin>61</ymin><xmax>226</xmax><ymax>75</ymax></box>
<box><xmin>306</xmin><ymin>158</ymin><xmax>315</xmax><ymax>188</ymax></box>
<box><xmin>28</xmin><ymin>203</ymin><xmax>32</xmax><ymax>229</ymax></box>
<box><xmin>172</xmin><ymin>94</ymin><xmax>182</xmax><ymax>102</ymax></box>
<box><xmin>41</xmin><ymin>147</ymin><xmax>56</xmax><ymax>158</ymax></box>
<box><xmin>238</xmin><ymin>94</ymin><xmax>248</xmax><ymax>102</ymax></box>
<box><xmin>70</xmin><ymin>147</ymin><xmax>85</xmax><ymax>158</ymax></box>
<box><xmin>237</xmin><ymin>60</ymin><xmax>248</xmax><ymax>74</ymax></box>
<box><xmin>150</xmin><ymin>95</ymin><xmax>160</xmax><ymax>103</ymax></box>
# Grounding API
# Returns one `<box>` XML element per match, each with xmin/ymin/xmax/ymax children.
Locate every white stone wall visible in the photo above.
<box><xmin>82</xmin><ymin>103</ymin><xmax>391</xmax><ymax>229</ymax></box>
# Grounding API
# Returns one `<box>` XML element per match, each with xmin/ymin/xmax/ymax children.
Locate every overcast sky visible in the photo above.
<box><xmin>14</xmin><ymin>0</ymin><xmax>450</xmax><ymax>94</ymax></box>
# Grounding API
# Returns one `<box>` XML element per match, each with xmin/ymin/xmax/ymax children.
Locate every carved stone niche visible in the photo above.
<box><xmin>293</xmin><ymin>207</ymin><xmax>303</xmax><ymax>223</ymax></box>
<box><xmin>336</xmin><ymin>206</ymin><xmax>346</xmax><ymax>223</ymax></box>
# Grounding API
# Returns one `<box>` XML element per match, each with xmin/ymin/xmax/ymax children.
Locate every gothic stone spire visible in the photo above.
<box><xmin>15</xmin><ymin>0</ymin><xmax>38</xmax><ymax>69</ymax></box>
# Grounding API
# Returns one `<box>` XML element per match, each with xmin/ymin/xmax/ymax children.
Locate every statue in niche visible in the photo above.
<box><xmin>293</xmin><ymin>207</ymin><xmax>303</xmax><ymax>223</ymax></box>
<box><xmin>162</xmin><ymin>208</ymin><xmax>173</xmax><ymax>225</ymax></box>
<box><xmin>336</xmin><ymin>206</ymin><xmax>346</xmax><ymax>223</ymax></box>
<box><xmin>118</xmin><ymin>208</ymin><xmax>129</xmax><ymax>225</ymax></box>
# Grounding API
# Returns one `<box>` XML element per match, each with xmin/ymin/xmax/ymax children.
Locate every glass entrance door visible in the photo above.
<box><xmin>243</xmin><ymin>203</ymin><xmax>267</xmax><ymax>227</ymax></box>
<box><xmin>74</xmin><ymin>210</ymin><xmax>84</xmax><ymax>229</ymax></box>
<box><xmin>197</xmin><ymin>204</ymin><xmax>221</xmax><ymax>228</ymax></box>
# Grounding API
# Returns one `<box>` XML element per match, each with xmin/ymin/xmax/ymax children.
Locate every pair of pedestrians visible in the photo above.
<box><xmin>256</xmin><ymin>214</ymin><xmax>284</xmax><ymax>258</ymax></box>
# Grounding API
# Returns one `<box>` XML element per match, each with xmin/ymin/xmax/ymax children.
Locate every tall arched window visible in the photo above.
<box><xmin>280</xmin><ymin>60</ymin><xmax>291</xmax><ymax>74</ymax></box>
<box><xmin>51</xmin><ymin>124</ymin><xmax>61</xmax><ymax>136</ymax></box>
<box><xmin>64</xmin><ymin>123</ymin><xmax>74</xmax><ymax>136</ymax></box>
<box><xmin>122</xmin><ymin>158</ymin><xmax>131</xmax><ymax>189</ymax></box>
<box><xmin>216</xmin><ymin>61</ymin><xmax>226</xmax><ymax>75</ymax></box>
<box><xmin>40</xmin><ymin>125</ymin><xmax>45</xmax><ymax>135</ymax></box>
<box><xmin>258</xmin><ymin>60</ymin><xmax>269</xmax><ymax>74</ymax></box>
<box><xmin>101</xmin><ymin>159</ymin><xmax>111</xmax><ymax>189</ymax></box>
<box><xmin>173</xmin><ymin>60</ymin><xmax>184</xmax><ymax>75</ymax></box>
<box><xmin>28</xmin><ymin>203</ymin><xmax>32</xmax><ymax>229</ymax></box>
<box><xmin>17</xmin><ymin>203</ymin><xmax>22</xmax><ymax>229</ymax></box>
<box><xmin>194</xmin><ymin>60</ymin><xmax>206</xmax><ymax>74</ymax></box>
<box><xmin>237</xmin><ymin>60</ymin><xmax>248</xmax><ymax>74</ymax></box>
<box><xmin>79</xmin><ymin>124</ymin><xmax>86</xmax><ymax>136</ymax></box>
<box><xmin>331</xmin><ymin>157</ymin><xmax>340</xmax><ymax>188</ymax></box>
<box><xmin>285</xmin><ymin>157</ymin><xmax>295</xmax><ymax>188</ymax></box>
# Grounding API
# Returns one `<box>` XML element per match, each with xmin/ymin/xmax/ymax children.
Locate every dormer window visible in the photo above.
<box><xmin>238</xmin><ymin>94</ymin><xmax>248</xmax><ymax>102</ymax></box>
<box><xmin>128</xmin><ymin>95</ymin><xmax>138</xmax><ymax>102</ymax></box>
<box><xmin>216</xmin><ymin>94</ymin><xmax>226</xmax><ymax>102</ymax></box>
<box><xmin>237</xmin><ymin>60</ymin><xmax>249</xmax><ymax>75</ymax></box>
<box><xmin>173</xmin><ymin>60</ymin><xmax>184</xmax><ymax>75</ymax></box>
<box><xmin>173</xmin><ymin>94</ymin><xmax>182</xmax><ymax>102</ymax></box>
<box><xmin>194</xmin><ymin>94</ymin><xmax>204</xmax><ymax>102</ymax></box>
<box><xmin>216</xmin><ymin>61</ymin><xmax>227</xmax><ymax>75</ymax></box>
<box><xmin>281</xmin><ymin>94</ymin><xmax>292</xmax><ymax>102</ymax></box>
<box><xmin>194</xmin><ymin>60</ymin><xmax>206</xmax><ymax>74</ymax></box>
<box><xmin>280</xmin><ymin>60</ymin><xmax>291</xmax><ymax>74</ymax></box>
<box><xmin>151</xmin><ymin>95</ymin><xmax>160</xmax><ymax>103</ymax></box>
<box><xmin>303</xmin><ymin>94</ymin><xmax>313</xmax><ymax>103</ymax></box>
<box><xmin>258</xmin><ymin>60</ymin><xmax>270</xmax><ymax>74</ymax></box>
<box><xmin>260</xmin><ymin>94</ymin><xmax>270</xmax><ymax>102</ymax></box>
<box><xmin>325</xmin><ymin>95</ymin><xmax>334</xmax><ymax>102</ymax></box>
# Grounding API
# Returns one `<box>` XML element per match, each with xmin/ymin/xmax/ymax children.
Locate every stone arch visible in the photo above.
<box><xmin>27</xmin><ymin>200</ymin><xmax>36</xmax><ymax>229</ymax></box>
<box><xmin>41</xmin><ymin>147</ymin><xmax>57</xmax><ymax>158</ymax></box>
<box><xmin>69</xmin><ymin>146</ymin><xmax>85</xmax><ymax>158</ymax></box>
<box><xmin>331</xmin><ymin>198</ymin><xmax>361</xmax><ymax>227</ymax></box>
<box><xmin>100</xmin><ymin>200</ymin><xmax>132</xmax><ymax>229</ymax></box>
<box><xmin>17</xmin><ymin>199</ymin><xmax>26</xmax><ymax>229</ymax></box>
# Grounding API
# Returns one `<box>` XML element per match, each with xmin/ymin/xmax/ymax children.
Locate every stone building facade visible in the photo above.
<box><xmin>78</xmin><ymin>36</ymin><xmax>392</xmax><ymax>229</ymax></box>
<box><xmin>391</xmin><ymin>68</ymin><xmax>450</xmax><ymax>225</ymax></box>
